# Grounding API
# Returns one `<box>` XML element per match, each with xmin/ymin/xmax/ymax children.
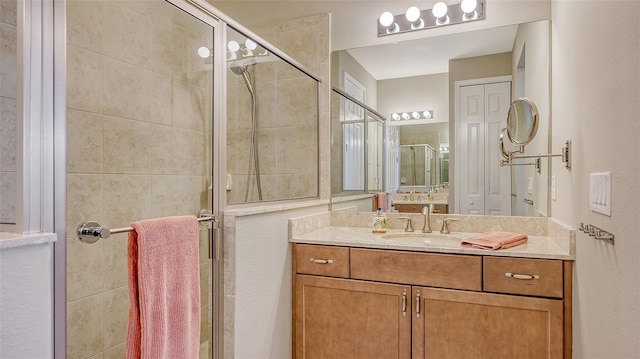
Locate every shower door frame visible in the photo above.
<box><xmin>51</xmin><ymin>0</ymin><xmax>227</xmax><ymax>357</ymax></box>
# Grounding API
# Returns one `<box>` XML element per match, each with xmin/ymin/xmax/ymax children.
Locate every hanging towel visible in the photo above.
<box><xmin>126</xmin><ymin>216</ymin><xmax>200</xmax><ymax>359</ymax></box>
<box><xmin>376</xmin><ymin>192</ymin><xmax>388</xmax><ymax>212</ymax></box>
<box><xmin>461</xmin><ymin>231</ymin><xmax>528</xmax><ymax>250</ymax></box>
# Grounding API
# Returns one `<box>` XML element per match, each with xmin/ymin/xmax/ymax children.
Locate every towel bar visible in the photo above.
<box><xmin>77</xmin><ymin>211</ymin><xmax>215</xmax><ymax>244</ymax></box>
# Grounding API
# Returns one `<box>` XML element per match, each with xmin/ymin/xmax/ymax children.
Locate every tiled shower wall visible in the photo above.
<box><xmin>66</xmin><ymin>1</ymin><xmax>213</xmax><ymax>357</ymax></box>
<box><xmin>222</xmin><ymin>13</ymin><xmax>330</xmax><ymax>358</ymax></box>
<box><xmin>226</xmin><ymin>14</ymin><xmax>329</xmax><ymax>204</ymax></box>
<box><xmin>0</xmin><ymin>0</ymin><xmax>17</xmax><ymax>224</ymax></box>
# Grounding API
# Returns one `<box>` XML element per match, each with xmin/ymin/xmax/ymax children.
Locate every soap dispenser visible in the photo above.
<box><xmin>372</xmin><ymin>208</ymin><xmax>388</xmax><ymax>234</ymax></box>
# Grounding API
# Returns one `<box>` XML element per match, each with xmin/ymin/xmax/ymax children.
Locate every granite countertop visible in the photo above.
<box><xmin>291</xmin><ymin>226</ymin><xmax>574</xmax><ymax>260</ymax></box>
<box><xmin>0</xmin><ymin>232</ymin><xmax>57</xmax><ymax>250</ymax></box>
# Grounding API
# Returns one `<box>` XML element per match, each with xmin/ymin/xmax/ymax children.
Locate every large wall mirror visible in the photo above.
<box><xmin>330</xmin><ymin>20</ymin><xmax>550</xmax><ymax>217</ymax></box>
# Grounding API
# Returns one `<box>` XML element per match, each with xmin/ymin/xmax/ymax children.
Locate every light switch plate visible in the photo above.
<box><xmin>551</xmin><ymin>176</ymin><xmax>556</xmax><ymax>201</ymax></box>
<box><xmin>590</xmin><ymin>172</ymin><xmax>611</xmax><ymax>216</ymax></box>
<box><xmin>527</xmin><ymin>177</ymin><xmax>533</xmax><ymax>195</ymax></box>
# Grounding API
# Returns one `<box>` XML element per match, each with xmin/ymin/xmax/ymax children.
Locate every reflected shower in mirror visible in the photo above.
<box><xmin>330</xmin><ymin>20</ymin><xmax>551</xmax><ymax>217</ymax></box>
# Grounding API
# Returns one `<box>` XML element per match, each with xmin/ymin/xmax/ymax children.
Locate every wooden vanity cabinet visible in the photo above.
<box><xmin>393</xmin><ymin>203</ymin><xmax>448</xmax><ymax>214</ymax></box>
<box><xmin>293</xmin><ymin>244</ymin><xmax>572</xmax><ymax>359</ymax></box>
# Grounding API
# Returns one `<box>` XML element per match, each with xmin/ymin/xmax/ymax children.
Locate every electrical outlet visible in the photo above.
<box><xmin>590</xmin><ymin>172</ymin><xmax>611</xmax><ymax>216</ymax></box>
<box><xmin>551</xmin><ymin>176</ymin><xmax>556</xmax><ymax>201</ymax></box>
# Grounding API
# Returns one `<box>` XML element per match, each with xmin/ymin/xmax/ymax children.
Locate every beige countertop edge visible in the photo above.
<box><xmin>290</xmin><ymin>227</ymin><xmax>575</xmax><ymax>261</ymax></box>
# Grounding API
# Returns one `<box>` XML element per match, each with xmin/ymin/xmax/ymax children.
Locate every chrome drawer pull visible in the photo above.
<box><xmin>309</xmin><ymin>258</ymin><xmax>333</xmax><ymax>264</ymax></box>
<box><xmin>402</xmin><ymin>289</ymin><xmax>407</xmax><ymax>317</ymax></box>
<box><xmin>416</xmin><ymin>290</ymin><xmax>421</xmax><ymax>319</ymax></box>
<box><xmin>505</xmin><ymin>272</ymin><xmax>540</xmax><ymax>280</ymax></box>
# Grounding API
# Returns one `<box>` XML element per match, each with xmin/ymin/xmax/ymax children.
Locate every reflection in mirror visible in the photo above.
<box><xmin>330</xmin><ymin>20</ymin><xmax>550</xmax><ymax>217</ymax></box>
<box><xmin>331</xmin><ymin>88</ymin><xmax>385</xmax><ymax>197</ymax></box>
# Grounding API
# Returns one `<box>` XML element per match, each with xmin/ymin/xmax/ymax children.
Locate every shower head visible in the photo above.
<box><xmin>231</xmin><ymin>65</ymin><xmax>249</xmax><ymax>75</ymax></box>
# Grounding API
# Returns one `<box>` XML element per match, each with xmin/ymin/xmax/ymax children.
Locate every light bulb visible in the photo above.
<box><xmin>245</xmin><ymin>39</ymin><xmax>257</xmax><ymax>50</ymax></box>
<box><xmin>227</xmin><ymin>40</ymin><xmax>240</xmax><ymax>52</ymax></box>
<box><xmin>391</xmin><ymin>113</ymin><xmax>401</xmax><ymax>121</ymax></box>
<box><xmin>461</xmin><ymin>0</ymin><xmax>477</xmax><ymax>14</ymax></box>
<box><xmin>405</xmin><ymin>6</ymin><xmax>421</xmax><ymax>23</ymax></box>
<box><xmin>402</xmin><ymin>112</ymin><xmax>410</xmax><ymax>120</ymax></box>
<box><xmin>423</xmin><ymin>110</ymin><xmax>432</xmax><ymax>119</ymax></box>
<box><xmin>412</xmin><ymin>111</ymin><xmax>420</xmax><ymax>119</ymax></box>
<box><xmin>379</xmin><ymin>11</ymin><xmax>395</xmax><ymax>27</ymax></box>
<box><xmin>432</xmin><ymin>2</ymin><xmax>448</xmax><ymax>19</ymax></box>
<box><xmin>197</xmin><ymin>47</ymin><xmax>211</xmax><ymax>59</ymax></box>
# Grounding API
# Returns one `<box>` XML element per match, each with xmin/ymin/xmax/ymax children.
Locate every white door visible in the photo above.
<box><xmin>458</xmin><ymin>82</ymin><xmax>511</xmax><ymax>215</ymax></box>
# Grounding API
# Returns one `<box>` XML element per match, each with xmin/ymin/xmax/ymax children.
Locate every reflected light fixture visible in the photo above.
<box><xmin>377</xmin><ymin>0</ymin><xmax>484</xmax><ymax>37</ymax></box>
<box><xmin>391</xmin><ymin>110</ymin><xmax>434</xmax><ymax>121</ymax></box>
<box><xmin>197</xmin><ymin>46</ymin><xmax>211</xmax><ymax>59</ymax></box>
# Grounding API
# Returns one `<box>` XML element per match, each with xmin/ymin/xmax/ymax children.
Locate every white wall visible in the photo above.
<box><xmin>0</xmin><ymin>241</ymin><xmax>54</xmax><ymax>358</ymax></box>
<box><xmin>551</xmin><ymin>1</ymin><xmax>640</xmax><ymax>357</ymax></box>
<box><xmin>378</xmin><ymin>72</ymin><xmax>449</xmax><ymax>122</ymax></box>
<box><xmin>228</xmin><ymin>204</ymin><xmax>328</xmax><ymax>359</ymax></box>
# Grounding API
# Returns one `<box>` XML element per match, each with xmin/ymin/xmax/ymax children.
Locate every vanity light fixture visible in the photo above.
<box><xmin>379</xmin><ymin>11</ymin><xmax>399</xmax><ymax>34</ymax></box>
<box><xmin>377</xmin><ymin>0</ymin><xmax>484</xmax><ymax>37</ymax></box>
<box><xmin>432</xmin><ymin>2</ymin><xmax>449</xmax><ymax>25</ymax></box>
<box><xmin>405</xmin><ymin>6</ymin><xmax>424</xmax><ymax>29</ymax></box>
<box><xmin>391</xmin><ymin>110</ymin><xmax>434</xmax><ymax>121</ymax></box>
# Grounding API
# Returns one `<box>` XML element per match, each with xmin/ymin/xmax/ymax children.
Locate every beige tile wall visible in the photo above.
<box><xmin>66</xmin><ymin>1</ymin><xmax>213</xmax><ymax>357</ymax></box>
<box><xmin>226</xmin><ymin>13</ymin><xmax>330</xmax><ymax>204</ymax></box>
<box><xmin>0</xmin><ymin>0</ymin><xmax>17</xmax><ymax>224</ymax></box>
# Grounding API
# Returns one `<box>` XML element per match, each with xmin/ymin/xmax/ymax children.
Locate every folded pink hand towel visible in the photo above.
<box><xmin>126</xmin><ymin>216</ymin><xmax>200</xmax><ymax>359</ymax></box>
<box><xmin>376</xmin><ymin>192</ymin><xmax>388</xmax><ymax>212</ymax></box>
<box><xmin>461</xmin><ymin>231</ymin><xmax>528</xmax><ymax>250</ymax></box>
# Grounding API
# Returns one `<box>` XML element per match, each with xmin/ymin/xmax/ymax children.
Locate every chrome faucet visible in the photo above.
<box><xmin>421</xmin><ymin>204</ymin><xmax>434</xmax><ymax>233</ymax></box>
<box><xmin>440</xmin><ymin>218</ymin><xmax>459</xmax><ymax>234</ymax></box>
<box><xmin>399</xmin><ymin>217</ymin><xmax>414</xmax><ymax>232</ymax></box>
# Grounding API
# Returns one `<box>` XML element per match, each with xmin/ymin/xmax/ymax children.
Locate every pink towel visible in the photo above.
<box><xmin>461</xmin><ymin>231</ymin><xmax>528</xmax><ymax>250</ymax></box>
<box><xmin>376</xmin><ymin>192</ymin><xmax>388</xmax><ymax>212</ymax></box>
<box><xmin>126</xmin><ymin>216</ymin><xmax>201</xmax><ymax>359</ymax></box>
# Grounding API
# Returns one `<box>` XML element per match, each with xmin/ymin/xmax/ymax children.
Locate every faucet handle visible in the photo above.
<box><xmin>398</xmin><ymin>217</ymin><xmax>414</xmax><ymax>232</ymax></box>
<box><xmin>440</xmin><ymin>218</ymin><xmax>459</xmax><ymax>234</ymax></box>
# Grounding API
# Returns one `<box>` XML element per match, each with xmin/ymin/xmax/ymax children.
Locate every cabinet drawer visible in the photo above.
<box><xmin>484</xmin><ymin>257</ymin><xmax>564</xmax><ymax>298</ymax></box>
<box><xmin>350</xmin><ymin>248</ymin><xmax>482</xmax><ymax>291</ymax></box>
<box><xmin>294</xmin><ymin>244</ymin><xmax>350</xmax><ymax>278</ymax></box>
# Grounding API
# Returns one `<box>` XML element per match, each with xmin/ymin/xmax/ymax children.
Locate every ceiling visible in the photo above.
<box><xmin>346</xmin><ymin>25</ymin><xmax>518</xmax><ymax>80</ymax></box>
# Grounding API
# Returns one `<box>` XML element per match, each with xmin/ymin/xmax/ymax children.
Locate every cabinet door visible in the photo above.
<box><xmin>412</xmin><ymin>287</ymin><xmax>563</xmax><ymax>359</ymax></box>
<box><xmin>295</xmin><ymin>275</ymin><xmax>411</xmax><ymax>359</ymax></box>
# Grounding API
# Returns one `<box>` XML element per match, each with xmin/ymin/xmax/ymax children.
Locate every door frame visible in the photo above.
<box><xmin>453</xmin><ymin>75</ymin><xmax>511</xmax><ymax>214</ymax></box>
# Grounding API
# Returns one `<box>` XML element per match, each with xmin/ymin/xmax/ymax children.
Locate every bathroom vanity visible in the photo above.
<box><xmin>289</xmin><ymin>212</ymin><xmax>574</xmax><ymax>359</ymax></box>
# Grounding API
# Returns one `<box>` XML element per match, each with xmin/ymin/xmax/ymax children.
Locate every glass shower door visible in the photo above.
<box><xmin>65</xmin><ymin>0</ymin><xmax>218</xmax><ymax>357</ymax></box>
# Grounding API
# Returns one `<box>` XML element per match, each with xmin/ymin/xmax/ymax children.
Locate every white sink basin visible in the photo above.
<box><xmin>381</xmin><ymin>233</ymin><xmax>463</xmax><ymax>247</ymax></box>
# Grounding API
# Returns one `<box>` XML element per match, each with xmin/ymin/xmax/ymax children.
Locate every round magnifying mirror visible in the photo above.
<box><xmin>506</xmin><ymin>98</ymin><xmax>539</xmax><ymax>146</ymax></box>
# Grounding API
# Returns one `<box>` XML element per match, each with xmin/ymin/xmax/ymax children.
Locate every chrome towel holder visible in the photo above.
<box><xmin>77</xmin><ymin>210</ymin><xmax>215</xmax><ymax>244</ymax></box>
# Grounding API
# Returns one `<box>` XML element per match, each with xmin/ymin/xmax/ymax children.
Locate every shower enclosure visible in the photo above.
<box><xmin>225</xmin><ymin>28</ymin><xmax>320</xmax><ymax>204</ymax></box>
<box><xmin>63</xmin><ymin>0</ymin><xmax>320</xmax><ymax>358</ymax></box>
